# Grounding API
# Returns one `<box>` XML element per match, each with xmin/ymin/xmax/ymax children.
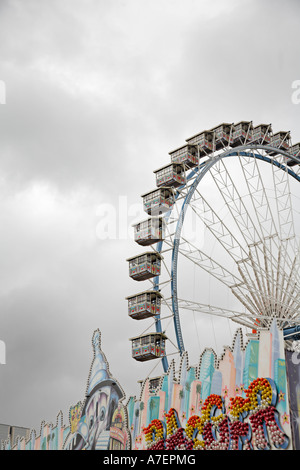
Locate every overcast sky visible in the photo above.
<box><xmin>0</xmin><ymin>0</ymin><xmax>300</xmax><ymax>432</ymax></box>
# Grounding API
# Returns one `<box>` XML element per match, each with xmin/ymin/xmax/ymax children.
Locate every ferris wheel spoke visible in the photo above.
<box><xmin>181</xmin><ymin>148</ymin><xmax>299</xmax><ymax>331</ymax></box>
<box><xmin>191</xmin><ymin>160</ymin><xmax>298</xmax><ymax>326</ymax></box>
<box><xmin>272</xmin><ymin>156</ymin><xmax>296</xmax><ymax>239</ymax></box>
<box><xmin>249</xmin><ymin>244</ymin><xmax>274</xmax><ymax>313</ymax></box>
<box><xmin>248</xmin><ymin>243</ymin><xmax>282</xmax><ymax>317</ymax></box>
<box><xmin>281</xmin><ymin>286</ymin><xmax>300</xmax><ymax>321</ymax></box>
<box><xmin>169</xmin><ymin>298</ymin><xmax>251</xmax><ymax>323</ymax></box>
<box><xmin>281</xmin><ymin>258</ymin><xmax>299</xmax><ymax>316</ymax></box>
<box><xmin>238</xmin><ymin>152</ymin><xmax>299</xmax><ymax>292</ymax></box>
<box><xmin>190</xmin><ymin>192</ymin><xmax>247</xmax><ymax>262</ymax></box>
<box><xmin>238</xmin><ymin>152</ymin><xmax>278</xmax><ymax>239</ymax></box>
<box><xmin>177</xmin><ymin>234</ymin><xmax>280</xmax><ymax>321</ymax></box>
<box><xmin>164</xmin><ymin>295</ymin><xmax>267</xmax><ymax>332</ymax></box>
<box><xmin>236</xmin><ymin>261</ymin><xmax>268</xmax><ymax>317</ymax></box>
<box><xmin>271</xmin><ymin>155</ymin><xmax>300</xmax><ymax>285</ymax></box>
<box><xmin>186</xmin><ymin>192</ymin><xmax>282</xmax><ymax>320</ymax></box>
<box><xmin>177</xmin><ymin>236</ymin><xmax>243</xmax><ymax>288</ymax></box>
<box><xmin>244</xmin><ymin>151</ymin><xmax>297</xmax><ymax>261</ymax></box>
<box><xmin>233</xmin><ymin>263</ymin><xmax>299</xmax><ymax>324</ymax></box>
<box><xmin>210</xmin><ymin>158</ymin><xmax>290</xmax><ymax>285</ymax></box>
<box><xmin>210</xmin><ymin>158</ymin><xmax>259</xmax><ymax>246</ymax></box>
<box><xmin>187</xmin><ymin>185</ymin><xmax>285</xmax><ymax>308</ymax></box>
<box><xmin>230</xmin><ymin>288</ymin><xmax>261</xmax><ymax>322</ymax></box>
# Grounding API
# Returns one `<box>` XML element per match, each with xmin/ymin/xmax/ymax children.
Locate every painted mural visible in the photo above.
<box><xmin>1</xmin><ymin>320</ymin><xmax>300</xmax><ymax>450</ymax></box>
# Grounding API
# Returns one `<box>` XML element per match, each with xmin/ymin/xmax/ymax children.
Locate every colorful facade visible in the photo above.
<box><xmin>128</xmin><ymin>320</ymin><xmax>299</xmax><ymax>450</ymax></box>
<box><xmin>1</xmin><ymin>320</ymin><xmax>300</xmax><ymax>450</ymax></box>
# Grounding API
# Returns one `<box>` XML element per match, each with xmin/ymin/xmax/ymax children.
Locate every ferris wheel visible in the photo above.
<box><xmin>126</xmin><ymin>122</ymin><xmax>300</xmax><ymax>374</ymax></box>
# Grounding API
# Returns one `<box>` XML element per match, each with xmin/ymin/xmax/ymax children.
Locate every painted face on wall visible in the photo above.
<box><xmin>63</xmin><ymin>383</ymin><xmax>121</xmax><ymax>450</ymax></box>
<box><xmin>84</xmin><ymin>387</ymin><xmax>110</xmax><ymax>449</ymax></box>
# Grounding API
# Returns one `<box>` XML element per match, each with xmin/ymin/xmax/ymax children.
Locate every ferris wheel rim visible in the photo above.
<box><xmin>152</xmin><ymin>144</ymin><xmax>300</xmax><ymax>370</ymax></box>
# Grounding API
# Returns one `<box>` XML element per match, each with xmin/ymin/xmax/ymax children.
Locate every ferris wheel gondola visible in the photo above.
<box><xmin>126</xmin><ymin>121</ymin><xmax>300</xmax><ymax>374</ymax></box>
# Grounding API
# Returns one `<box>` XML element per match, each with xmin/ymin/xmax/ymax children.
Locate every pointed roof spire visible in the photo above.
<box><xmin>85</xmin><ymin>329</ymin><xmax>124</xmax><ymax>400</ymax></box>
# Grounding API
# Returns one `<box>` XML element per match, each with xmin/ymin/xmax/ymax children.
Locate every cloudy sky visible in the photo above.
<box><xmin>0</xmin><ymin>0</ymin><xmax>300</xmax><ymax>431</ymax></box>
